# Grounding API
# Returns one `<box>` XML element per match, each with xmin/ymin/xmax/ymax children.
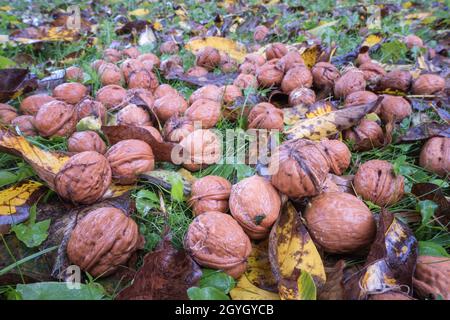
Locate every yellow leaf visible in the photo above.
<box><xmin>230</xmin><ymin>274</ymin><xmax>280</xmax><ymax>300</ymax></box>
<box><xmin>402</xmin><ymin>1</ymin><xmax>413</xmax><ymax>9</ymax></box>
<box><xmin>0</xmin><ymin>181</ymin><xmax>44</xmax><ymax>215</ymax></box>
<box><xmin>362</xmin><ymin>34</ymin><xmax>383</xmax><ymax>48</ymax></box>
<box><xmin>129</xmin><ymin>8</ymin><xmax>150</xmax><ymax>17</ymax></box>
<box><xmin>269</xmin><ymin>202</ymin><xmax>326</xmax><ymax>287</ymax></box>
<box><xmin>0</xmin><ymin>5</ymin><xmax>12</xmax><ymax>11</ymax></box>
<box><xmin>42</xmin><ymin>27</ymin><xmax>78</xmax><ymax>42</ymax></box>
<box><xmin>245</xmin><ymin>239</ymin><xmax>278</xmax><ymax>291</ymax></box>
<box><xmin>185</xmin><ymin>37</ymin><xmax>247</xmax><ymax>63</ymax></box>
<box><xmin>153</xmin><ymin>21</ymin><xmax>163</xmax><ymax>31</ymax></box>
<box><xmin>103</xmin><ymin>184</ymin><xmax>134</xmax><ymax>199</ymax></box>
<box><xmin>278</xmin><ymin>271</ymin><xmax>317</xmax><ymax>300</ymax></box>
<box><xmin>300</xmin><ymin>45</ymin><xmax>320</xmax><ymax>69</ymax></box>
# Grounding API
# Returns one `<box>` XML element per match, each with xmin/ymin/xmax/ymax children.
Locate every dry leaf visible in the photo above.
<box><xmin>230</xmin><ymin>274</ymin><xmax>280</xmax><ymax>300</ymax></box>
<box><xmin>245</xmin><ymin>239</ymin><xmax>278</xmax><ymax>292</ymax></box>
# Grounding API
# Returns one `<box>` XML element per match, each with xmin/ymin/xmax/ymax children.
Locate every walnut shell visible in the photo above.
<box><xmin>188</xmin><ymin>176</ymin><xmax>231</xmax><ymax>216</ymax></box>
<box><xmin>344</xmin><ymin>90</ymin><xmax>378</xmax><ymax>107</ymax></box>
<box><xmin>68</xmin><ymin>131</ymin><xmax>107</xmax><ymax>154</ymax></box>
<box><xmin>354</xmin><ymin>159</ymin><xmax>404</xmax><ymax>206</ymax></box>
<box><xmin>122</xmin><ymin>88</ymin><xmax>155</xmax><ymax>110</ymax></box>
<box><xmin>269</xmin><ymin>139</ymin><xmax>330</xmax><ymax>198</ymax></box>
<box><xmin>53</xmin><ymin>82</ymin><xmax>88</xmax><ymax>105</ymax></box>
<box><xmin>189</xmin><ymin>85</ymin><xmax>221</xmax><ymax>104</ymax></box>
<box><xmin>0</xmin><ymin>104</ymin><xmax>18</xmax><ymax>124</ymax></box>
<box><xmin>419</xmin><ymin>137</ymin><xmax>450</xmax><ymax>177</ymax></box>
<box><xmin>184</xmin><ymin>211</ymin><xmax>251</xmax><ymax>279</ymax></box>
<box><xmin>305</xmin><ymin>192</ymin><xmax>376</xmax><ymax>254</ymax></box>
<box><xmin>116</xmin><ymin>103</ymin><xmax>151</xmax><ymax>127</ymax></box>
<box><xmin>276</xmin><ymin>51</ymin><xmax>305</xmax><ymax>72</ymax></box>
<box><xmin>154</xmin><ymin>94</ymin><xmax>188</xmax><ymax>122</ymax></box>
<box><xmin>11</xmin><ymin>115</ymin><xmax>37</xmax><ymax>136</ymax></box>
<box><xmin>239</xmin><ymin>62</ymin><xmax>257</xmax><ymax>75</ymax></box>
<box><xmin>103</xmin><ymin>48</ymin><xmax>122</xmax><ymax>63</ymax></box>
<box><xmin>185</xmin><ymin>98</ymin><xmax>221</xmax><ymax>129</ymax></box>
<box><xmin>368</xmin><ymin>292</ymin><xmax>415</xmax><ymax>300</ymax></box>
<box><xmin>312</xmin><ymin>62</ymin><xmax>340</xmax><ymax>88</ymax></box>
<box><xmin>219</xmin><ymin>85</ymin><xmax>242</xmax><ymax>105</ymax></box>
<box><xmin>91</xmin><ymin>59</ymin><xmax>106</xmax><ymax>72</ymax></box>
<box><xmin>344</xmin><ymin>119</ymin><xmax>384</xmax><ymax>151</ymax></box>
<box><xmin>244</xmin><ymin>53</ymin><xmax>266</xmax><ymax>66</ymax></box>
<box><xmin>186</xmin><ymin>66</ymin><xmax>209</xmax><ymax>77</ymax></box>
<box><xmin>404</xmin><ymin>35</ymin><xmax>424</xmax><ymax>49</ymax></box>
<box><xmin>122</xmin><ymin>46</ymin><xmax>141</xmax><ymax>59</ymax></box>
<box><xmin>379</xmin><ymin>70</ymin><xmax>412</xmax><ymax>92</ymax></box>
<box><xmin>163</xmin><ymin>115</ymin><xmax>195</xmax><ymax>143</ymax></box>
<box><xmin>266</xmin><ymin>42</ymin><xmax>288</xmax><ymax>60</ymax></box>
<box><xmin>120</xmin><ymin>59</ymin><xmax>145</xmax><ymax>81</ymax></box>
<box><xmin>160</xmin><ymin>40</ymin><xmax>179</xmax><ymax>54</ymax></box>
<box><xmin>233</xmin><ymin>73</ymin><xmax>258</xmax><ymax>90</ymax></box>
<box><xmin>281</xmin><ymin>64</ymin><xmax>313</xmax><ymax>94</ymax></box>
<box><xmin>196</xmin><ymin>47</ymin><xmax>221</xmax><ymax>71</ymax></box>
<box><xmin>55</xmin><ymin>151</ymin><xmax>112</xmax><ymax>204</ymax></box>
<box><xmin>67</xmin><ymin>207</ymin><xmax>141</xmax><ymax>277</ymax></box>
<box><xmin>160</xmin><ymin>55</ymin><xmax>184</xmax><ymax>75</ymax></box>
<box><xmin>140</xmin><ymin>125</ymin><xmax>163</xmax><ymax>142</ymax></box>
<box><xmin>98</xmin><ymin>63</ymin><xmax>123</xmax><ymax>86</ymax></box>
<box><xmin>138</xmin><ymin>53</ymin><xmax>160</xmax><ymax>68</ymax></box>
<box><xmin>96</xmin><ymin>85</ymin><xmax>127</xmax><ymax>109</ymax></box>
<box><xmin>20</xmin><ymin>94</ymin><xmax>55</xmax><ymax>116</ymax></box>
<box><xmin>179</xmin><ymin>129</ymin><xmax>221</xmax><ymax>171</ymax></box>
<box><xmin>127</xmin><ymin>69</ymin><xmax>158</xmax><ymax>91</ymax></box>
<box><xmin>230</xmin><ymin>175</ymin><xmax>281</xmax><ymax>239</ymax></box>
<box><xmin>106</xmin><ymin>139</ymin><xmax>155</xmax><ymax>184</ymax></box>
<box><xmin>247</xmin><ymin>102</ymin><xmax>283</xmax><ymax>130</ymax></box>
<box><xmin>34</xmin><ymin>100</ymin><xmax>77</xmax><ymax>137</ymax></box>
<box><xmin>256</xmin><ymin>61</ymin><xmax>284</xmax><ymax>88</ymax></box>
<box><xmin>334</xmin><ymin>69</ymin><xmax>366</xmax><ymax>98</ymax></box>
<box><xmin>65</xmin><ymin>66</ymin><xmax>84</xmax><ymax>82</ymax></box>
<box><xmin>319</xmin><ymin>139</ymin><xmax>351</xmax><ymax>175</ymax></box>
<box><xmin>413</xmin><ymin>255</ymin><xmax>450</xmax><ymax>300</ymax></box>
<box><xmin>412</xmin><ymin>74</ymin><xmax>445</xmax><ymax>95</ymax></box>
<box><xmin>75</xmin><ymin>97</ymin><xmax>107</xmax><ymax>123</ymax></box>
<box><xmin>253</xmin><ymin>25</ymin><xmax>269</xmax><ymax>42</ymax></box>
<box><xmin>288</xmin><ymin>87</ymin><xmax>316</xmax><ymax>106</ymax></box>
<box><xmin>154</xmin><ymin>84</ymin><xmax>178</xmax><ymax>99</ymax></box>
<box><xmin>379</xmin><ymin>95</ymin><xmax>412</xmax><ymax>122</ymax></box>
<box><xmin>355</xmin><ymin>51</ymin><xmax>371</xmax><ymax>67</ymax></box>
<box><xmin>359</xmin><ymin>62</ymin><xmax>386</xmax><ymax>84</ymax></box>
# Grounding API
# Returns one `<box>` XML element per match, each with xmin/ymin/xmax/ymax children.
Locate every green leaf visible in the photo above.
<box><xmin>297</xmin><ymin>270</ymin><xmax>317</xmax><ymax>300</ymax></box>
<box><xmin>199</xmin><ymin>269</ymin><xmax>235</xmax><ymax>294</ymax></box>
<box><xmin>392</xmin><ymin>155</ymin><xmax>406</xmax><ymax>176</ymax></box>
<box><xmin>136</xmin><ymin>189</ymin><xmax>159</xmax><ymax>216</ymax></box>
<box><xmin>0</xmin><ymin>170</ymin><xmax>17</xmax><ymax>188</ymax></box>
<box><xmin>14</xmin><ymin>282</ymin><xmax>106</xmax><ymax>300</ymax></box>
<box><xmin>0</xmin><ymin>56</ymin><xmax>16</xmax><ymax>68</ymax></box>
<box><xmin>418</xmin><ymin>241</ymin><xmax>450</xmax><ymax>258</ymax></box>
<box><xmin>11</xmin><ymin>204</ymin><xmax>50</xmax><ymax>248</ymax></box>
<box><xmin>187</xmin><ymin>287</ymin><xmax>230</xmax><ymax>300</ymax></box>
<box><xmin>235</xmin><ymin>164</ymin><xmax>255</xmax><ymax>182</ymax></box>
<box><xmin>416</xmin><ymin>200</ymin><xmax>438</xmax><ymax>225</ymax></box>
<box><xmin>169</xmin><ymin>174</ymin><xmax>184</xmax><ymax>202</ymax></box>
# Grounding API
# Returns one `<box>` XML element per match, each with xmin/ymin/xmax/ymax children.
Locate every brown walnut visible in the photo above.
<box><xmin>153</xmin><ymin>94</ymin><xmax>188</xmax><ymax>122</ymax></box>
<box><xmin>138</xmin><ymin>53</ymin><xmax>160</xmax><ymax>68</ymax></box>
<box><xmin>122</xmin><ymin>46</ymin><xmax>140</xmax><ymax>59</ymax></box>
<box><xmin>127</xmin><ymin>69</ymin><xmax>158</xmax><ymax>91</ymax></box>
<box><xmin>247</xmin><ymin>102</ymin><xmax>283</xmax><ymax>130</ymax></box>
<box><xmin>233</xmin><ymin>73</ymin><xmax>257</xmax><ymax>90</ymax></box>
<box><xmin>53</xmin><ymin>82</ymin><xmax>88</xmax><ymax>105</ymax></box>
<box><xmin>120</xmin><ymin>59</ymin><xmax>145</xmax><ymax>81</ymax></box>
<box><xmin>266</xmin><ymin>42</ymin><xmax>288</xmax><ymax>60</ymax></box>
<box><xmin>103</xmin><ymin>48</ymin><xmax>122</xmax><ymax>63</ymax></box>
<box><xmin>185</xmin><ymin>98</ymin><xmax>221</xmax><ymax>129</ymax></box>
<box><xmin>239</xmin><ymin>62</ymin><xmax>257</xmax><ymax>75</ymax></box>
<box><xmin>96</xmin><ymin>85</ymin><xmax>127</xmax><ymax>109</ymax></box>
<box><xmin>334</xmin><ymin>69</ymin><xmax>366</xmax><ymax>98</ymax></box>
<box><xmin>419</xmin><ymin>137</ymin><xmax>450</xmax><ymax>177</ymax></box>
<box><xmin>65</xmin><ymin>66</ymin><xmax>84</xmax><ymax>82</ymax></box>
<box><xmin>413</xmin><ymin>255</ymin><xmax>450</xmax><ymax>300</ymax></box>
<box><xmin>288</xmin><ymin>87</ymin><xmax>316</xmax><ymax>106</ymax></box>
<box><xmin>281</xmin><ymin>64</ymin><xmax>313</xmax><ymax>94</ymax></box>
<box><xmin>359</xmin><ymin>62</ymin><xmax>386</xmax><ymax>84</ymax></box>
<box><xmin>34</xmin><ymin>100</ymin><xmax>77</xmax><ymax>137</ymax></box>
<box><xmin>253</xmin><ymin>25</ymin><xmax>269</xmax><ymax>42</ymax></box>
<box><xmin>311</xmin><ymin>62</ymin><xmax>340</xmax><ymax>88</ymax></box>
<box><xmin>75</xmin><ymin>97</ymin><xmax>107</xmax><ymax>123</ymax></box>
<box><xmin>91</xmin><ymin>59</ymin><xmax>106</xmax><ymax>72</ymax></box>
<box><xmin>163</xmin><ymin>115</ymin><xmax>195</xmax><ymax>143</ymax></box>
<box><xmin>344</xmin><ymin>90</ymin><xmax>378</xmax><ymax>107</ymax></box>
<box><xmin>412</xmin><ymin>74</ymin><xmax>445</xmax><ymax>95</ymax></box>
<box><xmin>379</xmin><ymin>95</ymin><xmax>412</xmax><ymax>122</ymax></box>
<box><xmin>404</xmin><ymin>35</ymin><xmax>424</xmax><ymax>49</ymax></box>
<box><xmin>154</xmin><ymin>84</ymin><xmax>178</xmax><ymax>99</ymax></box>
<box><xmin>276</xmin><ymin>51</ymin><xmax>305</xmax><ymax>72</ymax></box>
<box><xmin>140</xmin><ymin>126</ymin><xmax>163</xmax><ymax>142</ymax></box>
<box><xmin>116</xmin><ymin>104</ymin><xmax>151</xmax><ymax>127</ymax></box>
<box><xmin>344</xmin><ymin>119</ymin><xmax>384</xmax><ymax>151</ymax></box>
<box><xmin>189</xmin><ymin>85</ymin><xmax>222</xmax><ymax>104</ymax></box>
<box><xmin>0</xmin><ymin>104</ymin><xmax>18</xmax><ymax>124</ymax></box>
<box><xmin>160</xmin><ymin>40</ymin><xmax>179</xmax><ymax>54</ymax></box>
<box><xmin>68</xmin><ymin>131</ymin><xmax>107</xmax><ymax>154</ymax></box>
<box><xmin>160</xmin><ymin>55</ymin><xmax>184</xmax><ymax>75</ymax></box>
<box><xmin>98</xmin><ymin>63</ymin><xmax>123</xmax><ymax>86</ymax></box>
<box><xmin>11</xmin><ymin>115</ymin><xmax>37</xmax><ymax>136</ymax></box>
<box><xmin>186</xmin><ymin>66</ymin><xmax>209</xmax><ymax>77</ymax></box>
<box><xmin>179</xmin><ymin>129</ymin><xmax>221</xmax><ymax>171</ymax></box>
<box><xmin>219</xmin><ymin>85</ymin><xmax>243</xmax><ymax>105</ymax></box>
<box><xmin>20</xmin><ymin>94</ymin><xmax>55</xmax><ymax>116</ymax></box>
<box><xmin>196</xmin><ymin>47</ymin><xmax>221</xmax><ymax>71</ymax></box>
<box><xmin>378</xmin><ymin>70</ymin><xmax>412</xmax><ymax>92</ymax></box>
<box><xmin>256</xmin><ymin>61</ymin><xmax>284</xmax><ymax>88</ymax></box>
<box><xmin>319</xmin><ymin>139</ymin><xmax>351</xmax><ymax>175</ymax></box>
<box><xmin>244</xmin><ymin>53</ymin><xmax>266</xmax><ymax>66</ymax></box>
<box><xmin>188</xmin><ymin>176</ymin><xmax>231</xmax><ymax>216</ymax></box>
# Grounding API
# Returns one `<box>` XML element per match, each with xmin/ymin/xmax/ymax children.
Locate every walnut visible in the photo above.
<box><xmin>0</xmin><ymin>104</ymin><xmax>18</xmax><ymax>124</ymax></box>
<box><xmin>122</xmin><ymin>88</ymin><xmax>155</xmax><ymax>110</ymax></box>
<box><xmin>188</xmin><ymin>176</ymin><xmax>231</xmax><ymax>216</ymax></box>
<box><xmin>369</xmin><ymin>292</ymin><xmax>415</xmax><ymax>300</ymax></box>
<box><xmin>253</xmin><ymin>25</ymin><xmax>269</xmax><ymax>42</ymax></box>
<box><xmin>359</xmin><ymin>62</ymin><xmax>386</xmax><ymax>84</ymax></box>
<box><xmin>354</xmin><ymin>159</ymin><xmax>405</xmax><ymax>206</ymax></box>
<box><xmin>334</xmin><ymin>68</ymin><xmax>366</xmax><ymax>98</ymax></box>
<box><xmin>256</xmin><ymin>61</ymin><xmax>284</xmax><ymax>88</ymax></box>
<box><xmin>106</xmin><ymin>139</ymin><xmax>155</xmax><ymax>184</ymax></box>
<box><xmin>276</xmin><ymin>51</ymin><xmax>305</xmax><ymax>72</ymax></box>
<box><xmin>219</xmin><ymin>85</ymin><xmax>242</xmax><ymax>105</ymax></box>
<box><xmin>55</xmin><ymin>151</ymin><xmax>112</xmax><ymax>204</ymax></box>
<box><xmin>419</xmin><ymin>137</ymin><xmax>450</xmax><ymax>177</ymax></box>
<box><xmin>153</xmin><ymin>94</ymin><xmax>188</xmax><ymax>122</ymax></box>
<box><xmin>413</xmin><ymin>255</ymin><xmax>450</xmax><ymax>300</ymax></box>
<box><xmin>230</xmin><ymin>175</ymin><xmax>281</xmax><ymax>239</ymax></box>
<box><xmin>179</xmin><ymin>129</ymin><xmax>221</xmax><ymax>171</ymax></box>
<box><xmin>239</xmin><ymin>62</ymin><xmax>257</xmax><ymax>75</ymax></box>
<box><xmin>140</xmin><ymin>125</ymin><xmax>163</xmax><ymax>142</ymax></box>
<box><xmin>184</xmin><ymin>211</ymin><xmax>251</xmax><ymax>279</ymax></box>
<box><xmin>163</xmin><ymin>115</ymin><xmax>195</xmax><ymax>143</ymax></box>
<box><xmin>404</xmin><ymin>34</ymin><xmax>424</xmax><ymax>49</ymax></box>
<box><xmin>305</xmin><ymin>192</ymin><xmax>376</xmax><ymax>254</ymax></box>
<box><xmin>185</xmin><ymin>98</ymin><xmax>221</xmax><ymax>129</ymax></box>
<box><xmin>160</xmin><ymin>40</ymin><xmax>179</xmax><ymax>54</ymax></box>
<box><xmin>266</xmin><ymin>42</ymin><xmax>288</xmax><ymax>60</ymax></box>
<box><xmin>189</xmin><ymin>85</ymin><xmax>221</xmax><ymax>104</ymax></box>
<box><xmin>244</xmin><ymin>53</ymin><xmax>266</xmax><ymax>66</ymax></box>
<box><xmin>311</xmin><ymin>62</ymin><xmax>340</xmax><ymax>88</ymax></box>
<box><xmin>137</xmin><ymin>53</ymin><xmax>160</xmax><ymax>68</ymax></box>
<box><xmin>344</xmin><ymin>119</ymin><xmax>384</xmax><ymax>151</ymax></box>
<box><xmin>221</xmin><ymin>62</ymin><xmax>237</xmax><ymax>73</ymax></box>
<box><xmin>344</xmin><ymin>91</ymin><xmax>378</xmax><ymax>107</ymax></box>
<box><xmin>233</xmin><ymin>73</ymin><xmax>258</xmax><ymax>90</ymax></box>
<box><xmin>20</xmin><ymin>94</ymin><xmax>55</xmax><ymax>116</ymax></box>
<box><xmin>319</xmin><ymin>139</ymin><xmax>351</xmax><ymax>175</ymax></box>
<box><xmin>160</xmin><ymin>55</ymin><xmax>184</xmax><ymax>75</ymax></box>
<box><xmin>288</xmin><ymin>87</ymin><xmax>316</xmax><ymax>106</ymax></box>
<box><xmin>412</xmin><ymin>74</ymin><xmax>445</xmax><ymax>95</ymax></box>
<box><xmin>120</xmin><ymin>59</ymin><xmax>144</xmax><ymax>81</ymax></box>
<box><xmin>196</xmin><ymin>47</ymin><xmax>221</xmax><ymax>71</ymax></box>
<box><xmin>116</xmin><ymin>104</ymin><xmax>151</xmax><ymax>127</ymax></box>
<box><xmin>122</xmin><ymin>46</ymin><xmax>140</xmax><ymax>59</ymax></box>
<box><xmin>75</xmin><ymin>97</ymin><xmax>107</xmax><ymax>123</ymax></box>
<box><xmin>378</xmin><ymin>70</ymin><xmax>412</xmax><ymax>92</ymax></box>
<box><xmin>98</xmin><ymin>63</ymin><xmax>123</xmax><ymax>86</ymax></box>
<box><xmin>281</xmin><ymin>64</ymin><xmax>313</xmax><ymax>94</ymax></box>
<box><xmin>65</xmin><ymin>66</ymin><xmax>84</xmax><ymax>82</ymax></box>
<box><xmin>379</xmin><ymin>95</ymin><xmax>412</xmax><ymax>122</ymax></box>
<box><xmin>68</xmin><ymin>131</ymin><xmax>107</xmax><ymax>154</ymax></box>
<box><xmin>91</xmin><ymin>59</ymin><xmax>106</xmax><ymax>72</ymax></box>
<box><xmin>269</xmin><ymin>139</ymin><xmax>330</xmax><ymax>198</ymax></box>
<box><xmin>154</xmin><ymin>84</ymin><xmax>178</xmax><ymax>99</ymax></box>
<box><xmin>67</xmin><ymin>207</ymin><xmax>141</xmax><ymax>277</ymax></box>
<box><xmin>53</xmin><ymin>82</ymin><xmax>88</xmax><ymax>105</ymax></box>
<box><xmin>11</xmin><ymin>115</ymin><xmax>37</xmax><ymax>136</ymax></box>
<box><xmin>247</xmin><ymin>102</ymin><xmax>283</xmax><ymax>130</ymax></box>
<box><xmin>127</xmin><ymin>69</ymin><xmax>158</xmax><ymax>91</ymax></box>
<box><xmin>186</xmin><ymin>66</ymin><xmax>209</xmax><ymax>77</ymax></box>
<box><xmin>34</xmin><ymin>100</ymin><xmax>77</xmax><ymax>137</ymax></box>
<box><xmin>355</xmin><ymin>50</ymin><xmax>371</xmax><ymax>66</ymax></box>
<box><xmin>103</xmin><ymin>48</ymin><xmax>122</xmax><ymax>63</ymax></box>
<box><xmin>96</xmin><ymin>85</ymin><xmax>127</xmax><ymax>109</ymax></box>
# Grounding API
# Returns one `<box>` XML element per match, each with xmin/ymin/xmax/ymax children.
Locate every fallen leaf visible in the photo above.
<box><xmin>165</xmin><ymin>71</ymin><xmax>238</xmax><ymax>87</ymax></box>
<box><xmin>283</xmin><ymin>101</ymin><xmax>336</xmax><ymax>125</ymax></box>
<box><xmin>399</xmin><ymin>122</ymin><xmax>450</xmax><ymax>141</ymax></box>
<box><xmin>411</xmin><ymin>183</ymin><xmax>450</xmax><ymax>226</ymax></box>
<box><xmin>116</xmin><ymin>233</ymin><xmax>202</xmax><ymax>300</ymax></box>
<box><xmin>185</xmin><ymin>36</ymin><xmax>247</xmax><ymax>63</ymax></box>
<box><xmin>129</xmin><ymin>8</ymin><xmax>150</xmax><ymax>17</ymax></box>
<box><xmin>318</xmin><ymin>260</ymin><xmax>346</xmax><ymax>300</ymax></box>
<box><xmin>15</xmin><ymin>281</ymin><xmax>106</xmax><ymax>300</ymax></box>
<box><xmin>362</xmin><ymin>34</ymin><xmax>383</xmax><ymax>47</ymax></box>
<box><xmin>278</xmin><ymin>270</ymin><xmax>317</xmax><ymax>300</ymax></box>
<box><xmin>299</xmin><ymin>45</ymin><xmax>321</xmax><ymax>69</ymax></box>
<box><xmin>245</xmin><ymin>239</ymin><xmax>278</xmax><ymax>292</ymax></box>
<box><xmin>230</xmin><ymin>274</ymin><xmax>280</xmax><ymax>300</ymax></box>
<box><xmin>0</xmin><ymin>69</ymin><xmax>38</xmax><ymax>103</ymax></box>
<box><xmin>115</xmin><ymin>20</ymin><xmax>152</xmax><ymax>35</ymax></box>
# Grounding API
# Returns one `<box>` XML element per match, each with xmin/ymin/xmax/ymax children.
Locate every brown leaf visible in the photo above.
<box><xmin>116</xmin><ymin>233</ymin><xmax>202</xmax><ymax>300</ymax></box>
<box><xmin>165</xmin><ymin>70</ymin><xmax>238</xmax><ymax>87</ymax></box>
<box><xmin>318</xmin><ymin>260</ymin><xmax>346</xmax><ymax>300</ymax></box>
<box><xmin>0</xmin><ymin>69</ymin><xmax>38</xmax><ymax>103</ymax></box>
<box><xmin>399</xmin><ymin>122</ymin><xmax>450</xmax><ymax>142</ymax></box>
